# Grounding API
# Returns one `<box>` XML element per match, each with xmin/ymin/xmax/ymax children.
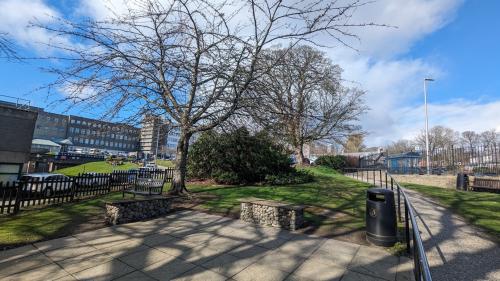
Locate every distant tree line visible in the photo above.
<box><xmin>386</xmin><ymin>126</ymin><xmax>499</xmax><ymax>154</ymax></box>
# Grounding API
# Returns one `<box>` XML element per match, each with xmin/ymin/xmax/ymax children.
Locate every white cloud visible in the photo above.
<box><xmin>394</xmin><ymin>100</ymin><xmax>500</xmax><ymax>139</ymax></box>
<box><xmin>342</xmin><ymin>0</ymin><xmax>464</xmax><ymax>58</ymax></box>
<box><xmin>0</xmin><ymin>0</ymin><xmax>70</xmax><ymax>53</ymax></box>
<box><xmin>315</xmin><ymin>0</ymin><xmax>468</xmax><ymax>146</ymax></box>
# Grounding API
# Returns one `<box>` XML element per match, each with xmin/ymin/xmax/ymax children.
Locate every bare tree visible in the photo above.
<box><xmin>247</xmin><ymin>46</ymin><xmax>365</xmax><ymax>164</ymax></box>
<box><xmin>385</xmin><ymin>139</ymin><xmax>414</xmax><ymax>154</ymax></box>
<box><xmin>480</xmin><ymin>129</ymin><xmax>498</xmax><ymax>148</ymax></box>
<box><xmin>0</xmin><ymin>32</ymin><xmax>18</xmax><ymax>60</ymax></box>
<box><xmin>414</xmin><ymin>126</ymin><xmax>458</xmax><ymax>153</ymax></box>
<box><xmin>39</xmin><ymin>0</ymin><xmax>379</xmax><ymax>194</ymax></box>
<box><xmin>344</xmin><ymin>133</ymin><xmax>366</xmax><ymax>153</ymax></box>
<box><xmin>461</xmin><ymin>130</ymin><xmax>480</xmax><ymax>150</ymax></box>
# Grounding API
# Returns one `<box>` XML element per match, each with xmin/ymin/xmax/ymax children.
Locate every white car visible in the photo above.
<box><xmin>19</xmin><ymin>173</ymin><xmax>73</xmax><ymax>197</ymax></box>
<box><xmin>144</xmin><ymin>163</ymin><xmax>157</xmax><ymax>169</ymax></box>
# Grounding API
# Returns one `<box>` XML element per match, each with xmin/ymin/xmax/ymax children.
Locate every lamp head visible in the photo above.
<box><xmin>424</xmin><ymin>78</ymin><xmax>434</xmax><ymax>82</ymax></box>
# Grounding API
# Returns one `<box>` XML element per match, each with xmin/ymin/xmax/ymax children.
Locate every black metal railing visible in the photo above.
<box><xmin>344</xmin><ymin>168</ymin><xmax>432</xmax><ymax>281</ymax></box>
<box><xmin>0</xmin><ymin>168</ymin><xmax>176</xmax><ymax>215</ymax></box>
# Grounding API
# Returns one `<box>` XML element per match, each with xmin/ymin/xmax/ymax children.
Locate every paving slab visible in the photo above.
<box><xmin>340</xmin><ymin>270</ymin><xmax>387</xmax><ymax>281</ymax></box>
<box><xmin>292</xmin><ymin>259</ymin><xmax>345</xmax><ymax>281</ymax></box>
<box><xmin>232</xmin><ymin>262</ymin><xmax>290</xmax><ymax>281</ymax></box>
<box><xmin>0</xmin><ymin>244</ymin><xmax>40</xmax><ymax>264</ymax></box>
<box><xmin>255</xmin><ymin>249</ymin><xmax>306</xmax><ymax>272</ymax></box>
<box><xmin>119</xmin><ymin>247</ymin><xmax>176</xmax><ymax>269</ymax></box>
<box><xmin>56</xmin><ymin>249</ymin><xmax>114</xmax><ymax>274</ymax></box>
<box><xmin>172</xmin><ymin>266</ymin><xmax>227</xmax><ymax>281</ymax></box>
<box><xmin>113</xmin><ymin>270</ymin><xmax>157</xmax><ymax>281</ymax></box>
<box><xmin>71</xmin><ymin>259</ymin><xmax>134</xmax><ymax>281</ymax></box>
<box><xmin>44</xmin><ymin>242</ymin><xmax>97</xmax><ymax>262</ymax></box>
<box><xmin>34</xmin><ymin>236</ymin><xmax>82</xmax><ymax>252</ymax></box>
<box><xmin>141</xmin><ymin>257</ymin><xmax>197</xmax><ymax>280</ymax></box>
<box><xmin>0</xmin><ymin>253</ymin><xmax>53</xmax><ymax>278</ymax></box>
<box><xmin>3</xmin><ymin>263</ymin><xmax>69</xmax><ymax>281</ymax></box>
<box><xmin>201</xmin><ymin>253</ymin><xmax>256</xmax><ymax>277</ymax></box>
<box><xmin>0</xmin><ymin>210</ymin><xmax>409</xmax><ymax>281</ymax></box>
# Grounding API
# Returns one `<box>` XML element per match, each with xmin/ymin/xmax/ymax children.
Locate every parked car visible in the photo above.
<box><xmin>144</xmin><ymin>163</ymin><xmax>157</xmax><ymax>169</ymax></box>
<box><xmin>19</xmin><ymin>173</ymin><xmax>73</xmax><ymax>197</ymax></box>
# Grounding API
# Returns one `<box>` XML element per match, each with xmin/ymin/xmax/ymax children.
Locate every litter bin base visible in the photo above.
<box><xmin>366</xmin><ymin>232</ymin><xmax>397</xmax><ymax>247</ymax></box>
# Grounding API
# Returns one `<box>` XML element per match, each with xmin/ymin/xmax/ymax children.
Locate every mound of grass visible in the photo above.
<box><xmin>54</xmin><ymin>161</ymin><xmax>139</xmax><ymax>176</ymax></box>
<box><xmin>188</xmin><ymin>166</ymin><xmax>371</xmax><ymax>231</ymax></box>
<box><xmin>156</xmin><ymin>159</ymin><xmax>175</xmax><ymax>168</ymax></box>
<box><xmin>403</xmin><ymin>183</ymin><xmax>500</xmax><ymax>239</ymax></box>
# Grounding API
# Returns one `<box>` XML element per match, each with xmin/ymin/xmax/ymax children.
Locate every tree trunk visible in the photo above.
<box><xmin>294</xmin><ymin>145</ymin><xmax>307</xmax><ymax>166</ymax></box>
<box><xmin>169</xmin><ymin>130</ymin><xmax>192</xmax><ymax>195</ymax></box>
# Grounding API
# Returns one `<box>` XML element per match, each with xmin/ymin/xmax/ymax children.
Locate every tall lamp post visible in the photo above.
<box><xmin>424</xmin><ymin>78</ymin><xmax>434</xmax><ymax>175</ymax></box>
<box><xmin>154</xmin><ymin>123</ymin><xmax>161</xmax><ymax>163</ymax></box>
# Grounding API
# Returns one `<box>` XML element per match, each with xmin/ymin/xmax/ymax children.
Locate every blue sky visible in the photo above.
<box><xmin>0</xmin><ymin>0</ymin><xmax>499</xmax><ymax>146</ymax></box>
<box><xmin>410</xmin><ymin>0</ymin><xmax>500</xmax><ymax>103</ymax></box>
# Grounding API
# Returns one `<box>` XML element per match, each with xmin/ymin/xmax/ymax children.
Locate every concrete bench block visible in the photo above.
<box><xmin>239</xmin><ymin>198</ymin><xmax>304</xmax><ymax>230</ymax></box>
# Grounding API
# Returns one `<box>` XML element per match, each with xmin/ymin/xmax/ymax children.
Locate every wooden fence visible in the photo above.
<box><xmin>0</xmin><ymin>168</ymin><xmax>175</xmax><ymax>215</ymax></box>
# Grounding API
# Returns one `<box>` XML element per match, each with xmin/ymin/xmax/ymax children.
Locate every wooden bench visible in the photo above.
<box><xmin>122</xmin><ymin>178</ymin><xmax>164</xmax><ymax>198</ymax></box>
<box><xmin>471</xmin><ymin>177</ymin><xmax>500</xmax><ymax>193</ymax></box>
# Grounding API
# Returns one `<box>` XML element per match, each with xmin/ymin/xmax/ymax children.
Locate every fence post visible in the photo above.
<box><xmin>70</xmin><ymin>177</ymin><xmax>76</xmax><ymax>202</ymax></box>
<box><xmin>107</xmin><ymin>173</ymin><xmax>112</xmax><ymax>193</ymax></box>
<box><xmin>379</xmin><ymin>170</ymin><xmax>382</xmax><ymax>187</ymax></box>
<box><xmin>405</xmin><ymin>200</ymin><xmax>410</xmax><ymax>254</ymax></box>
<box><xmin>14</xmin><ymin>182</ymin><xmax>22</xmax><ymax>214</ymax></box>
<box><xmin>385</xmin><ymin>173</ymin><xmax>388</xmax><ymax>189</ymax></box>
<box><xmin>397</xmin><ymin>185</ymin><xmax>402</xmax><ymax>223</ymax></box>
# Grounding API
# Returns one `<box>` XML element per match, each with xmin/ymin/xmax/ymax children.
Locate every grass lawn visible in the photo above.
<box><xmin>0</xmin><ymin>192</ymin><xmax>139</xmax><ymax>248</ymax></box>
<box><xmin>1</xmin><ymin>166</ymin><xmax>372</xmax><ymax>248</ymax></box>
<box><xmin>188</xmin><ymin>167</ymin><xmax>372</xmax><ymax>239</ymax></box>
<box><xmin>54</xmin><ymin>161</ymin><xmax>139</xmax><ymax>176</ymax></box>
<box><xmin>156</xmin><ymin>159</ymin><xmax>175</xmax><ymax>168</ymax></box>
<box><xmin>403</xmin><ymin>183</ymin><xmax>500</xmax><ymax>239</ymax></box>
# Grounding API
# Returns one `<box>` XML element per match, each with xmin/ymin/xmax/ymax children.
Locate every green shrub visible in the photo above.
<box><xmin>315</xmin><ymin>155</ymin><xmax>347</xmax><ymax>170</ymax></box>
<box><xmin>264</xmin><ymin>170</ymin><xmax>314</xmax><ymax>185</ymax></box>
<box><xmin>188</xmin><ymin>127</ymin><xmax>294</xmax><ymax>184</ymax></box>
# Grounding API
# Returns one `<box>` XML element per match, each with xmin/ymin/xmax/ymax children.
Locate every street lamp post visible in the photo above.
<box><xmin>154</xmin><ymin>123</ymin><xmax>161</xmax><ymax>163</ymax></box>
<box><xmin>424</xmin><ymin>78</ymin><xmax>434</xmax><ymax>175</ymax></box>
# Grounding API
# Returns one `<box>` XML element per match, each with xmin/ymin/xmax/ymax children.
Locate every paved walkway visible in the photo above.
<box><xmin>0</xmin><ymin>210</ymin><xmax>412</xmax><ymax>281</ymax></box>
<box><xmin>404</xmin><ymin>189</ymin><xmax>500</xmax><ymax>281</ymax></box>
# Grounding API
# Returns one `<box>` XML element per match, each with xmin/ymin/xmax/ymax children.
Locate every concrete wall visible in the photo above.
<box><xmin>0</xmin><ymin>105</ymin><xmax>37</xmax><ymax>164</ymax></box>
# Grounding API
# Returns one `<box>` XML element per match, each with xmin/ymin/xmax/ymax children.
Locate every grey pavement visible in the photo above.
<box><xmin>346</xmin><ymin>173</ymin><xmax>500</xmax><ymax>281</ymax></box>
<box><xmin>0</xmin><ymin>210</ymin><xmax>410</xmax><ymax>281</ymax></box>
<box><xmin>404</xmin><ymin>189</ymin><xmax>500</xmax><ymax>281</ymax></box>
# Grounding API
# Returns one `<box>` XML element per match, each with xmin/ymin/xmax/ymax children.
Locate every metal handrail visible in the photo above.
<box><xmin>345</xmin><ymin>168</ymin><xmax>432</xmax><ymax>281</ymax></box>
<box><xmin>392</xmin><ymin>176</ymin><xmax>433</xmax><ymax>281</ymax></box>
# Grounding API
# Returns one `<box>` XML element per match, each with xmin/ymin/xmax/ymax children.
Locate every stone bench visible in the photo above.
<box><xmin>105</xmin><ymin>196</ymin><xmax>175</xmax><ymax>225</ymax></box>
<box><xmin>239</xmin><ymin>198</ymin><xmax>305</xmax><ymax>230</ymax></box>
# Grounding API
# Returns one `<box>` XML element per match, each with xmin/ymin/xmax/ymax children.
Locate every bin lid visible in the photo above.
<box><xmin>367</xmin><ymin>188</ymin><xmax>394</xmax><ymax>195</ymax></box>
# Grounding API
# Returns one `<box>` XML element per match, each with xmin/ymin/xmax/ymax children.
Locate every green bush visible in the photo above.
<box><xmin>264</xmin><ymin>170</ymin><xmax>314</xmax><ymax>185</ymax></box>
<box><xmin>188</xmin><ymin>128</ymin><xmax>295</xmax><ymax>184</ymax></box>
<box><xmin>315</xmin><ymin>155</ymin><xmax>347</xmax><ymax>170</ymax></box>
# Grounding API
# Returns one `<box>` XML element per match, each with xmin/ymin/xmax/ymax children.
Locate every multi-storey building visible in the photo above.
<box><xmin>1</xmin><ymin>97</ymin><xmax>183</xmax><ymax>157</ymax></box>
<box><xmin>33</xmin><ymin>111</ymin><xmax>69</xmax><ymax>142</ymax></box>
<box><xmin>139</xmin><ymin>115</ymin><xmax>179</xmax><ymax>158</ymax></box>
<box><xmin>67</xmin><ymin>116</ymin><xmax>140</xmax><ymax>154</ymax></box>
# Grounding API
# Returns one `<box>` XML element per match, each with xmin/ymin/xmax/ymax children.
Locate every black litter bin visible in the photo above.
<box><xmin>456</xmin><ymin>173</ymin><xmax>469</xmax><ymax>191</ymax></box>
<box><xmin>366</xmin><ymin>188</ymin><xmax>397</xmax><ymax>247</ymax></box>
